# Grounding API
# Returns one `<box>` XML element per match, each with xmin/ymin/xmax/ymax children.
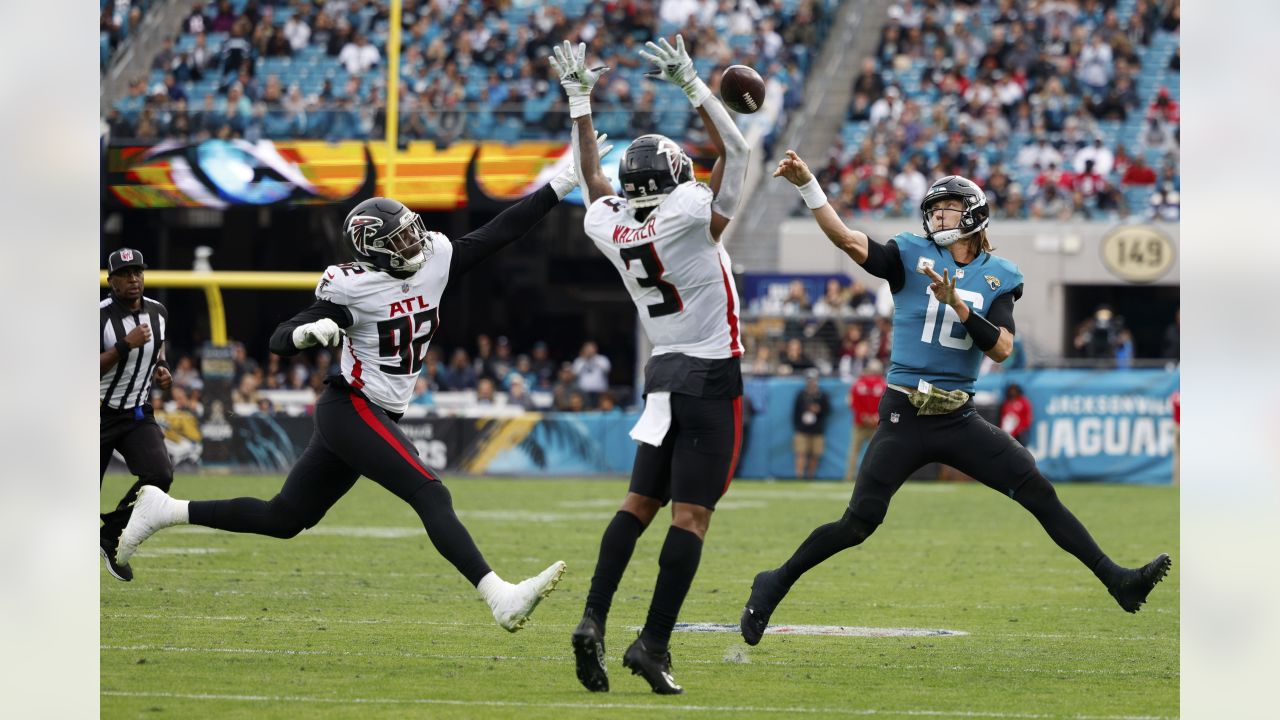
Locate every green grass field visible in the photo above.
<box><xmin>101</xmin><ymin>475</ymin><xmax>1178</xmax><ymax>719</ymax></box>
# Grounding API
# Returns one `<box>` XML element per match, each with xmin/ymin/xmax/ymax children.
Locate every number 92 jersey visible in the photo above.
<box><xmin>889</xmin><ymin>232</ymin><xmax>1023</xmax><ymax>394</ymax></box>
<box><xmin>315</xmin><ymin>234</ymin><xmax>454</xmax><ymax>414</ymax></box>
<box><xmin>583</xmin><ymin>183</ymin><xmax>743</xmax><ymax>360</ymax></box>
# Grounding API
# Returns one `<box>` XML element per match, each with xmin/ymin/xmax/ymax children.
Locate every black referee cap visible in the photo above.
<box><xmin>108</xmin><ymin>248</ymin><xmax>147</xmax><ymax>275</ymax></box>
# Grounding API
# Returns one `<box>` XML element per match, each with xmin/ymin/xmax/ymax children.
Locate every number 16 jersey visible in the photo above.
<box><xmin>583</xmin><ymin>183</ymin><xmax>744</xmax><ymax>361</ymax></box>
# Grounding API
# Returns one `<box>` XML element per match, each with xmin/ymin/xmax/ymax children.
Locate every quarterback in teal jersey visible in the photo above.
<box><xmin>739</xmin><ymin>151</ymin><xmax>1171</xmax><ymax>646</ymax></box>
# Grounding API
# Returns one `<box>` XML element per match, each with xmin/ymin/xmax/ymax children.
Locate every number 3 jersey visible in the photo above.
<box><xmin>314</xmin><ymin>235</ymin><xmax>454</xmax><ymax>414</ymax></box>
<box><xmin>584</xmin><ymin>183</ymin><xmax>744</xmax><ymax>397</ymax></box>
<box><xmin>888</xmin><ymin>232</ymin><xmax>1023</xmax><ymax>394</ymax></box>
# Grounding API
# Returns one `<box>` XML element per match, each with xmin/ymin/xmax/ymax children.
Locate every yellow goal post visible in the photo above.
<box><xmin>99</xmin><ymin>270</ymin><xmax>318</xmax><ymax>346</ymax></box>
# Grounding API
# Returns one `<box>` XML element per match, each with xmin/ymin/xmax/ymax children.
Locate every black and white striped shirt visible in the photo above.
<box><xmin>100</xmin><ymin>294</ymin><xmax>168</xmax><ymax>411</ymax></box>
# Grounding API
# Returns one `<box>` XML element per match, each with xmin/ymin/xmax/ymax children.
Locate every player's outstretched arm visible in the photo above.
<box><xmin>549</xmin><ymin>40</ymin><xmax>615</xmax><ymax>203</ymax></box>
<box><xmin>269</xmin><ymin>300</ymin><xmax>351</xmax><ymax>355</ymax></box>
<box><xmin>773</xmin><ymin>150</ymin><xmax>872</xmax><ymax>264</ymax></box>
<box><xmin>640</xmin><ymin>35</ymin><xmax>749</xmax><ymax>240</ymax></box>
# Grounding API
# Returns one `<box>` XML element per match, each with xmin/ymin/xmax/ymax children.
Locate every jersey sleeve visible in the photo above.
<box><xmin>584</xmin><ymin>195</ymin><xmax>627</xmax><ymax>242</ymax></box>
<box><xmin>315</xmin><ymin>265</ymin><xmax>350</xmax><ymax>306</ymax></box>
<box><xmin>668</xmin><ymin>183</ymin><xmax>714</xmax><ymax>241</ymax></box>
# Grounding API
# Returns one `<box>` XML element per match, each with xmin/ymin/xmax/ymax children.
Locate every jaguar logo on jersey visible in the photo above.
<box><xmin>985</xmin><ymin>274</ymin><xmax>1001</xmax><ymax>290</ymax></box>
<box><xmin>347</xmin><ymin>215</ymin><xmax>384</xmax><ymax>248</ymax></box>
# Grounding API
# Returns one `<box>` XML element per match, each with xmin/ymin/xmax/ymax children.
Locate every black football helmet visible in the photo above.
<box><xmin>619</xmin><ymin>134</ymin><xmax>694</xmax><ymax>209</ymax></box>
<box><xmin>344</xmin><ymin>197</ymin><xmax>433</xmax><ymax>274</ymax></box>
<box><xmin>920</xmin><ymin>175</ymin><xmax>990</xmax><ymax>247</ymax></box>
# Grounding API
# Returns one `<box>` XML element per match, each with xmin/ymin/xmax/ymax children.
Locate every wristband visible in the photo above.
<box><xmin>796</xmin><ymin>176</ymin><xmax>828</xmax><ymax>209</ymax></box>
<box><xmin>568</xmin><ymin>95</ymin><xmax>591</xmax><ymax>119</ymax></box>
<box><xmin>114</xmin><ymin>339</ymin><xmax>131</xmax><ymax>358</ymax></box>
<box><xmin>962</xmin><ymin>310</ymin><xmax>1001</xmax><ymax>351</ymax></box>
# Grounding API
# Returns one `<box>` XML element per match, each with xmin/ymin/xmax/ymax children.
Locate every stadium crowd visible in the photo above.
<box><xmin>820</xmin><ymin>0</ymin><xmax>1180</xmax><ymax>222</ymax></box>
<box><xmin>106</xmin><ymin>0</ymin><xmax>831</xmax><ymax>147</ymax></box>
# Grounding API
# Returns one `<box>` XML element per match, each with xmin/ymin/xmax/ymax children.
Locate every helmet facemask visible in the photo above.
<box><xmin>920</xmin><ymin>176</ymin><xmax>990</xmax><ymax>247</ymax></box>
<box><xmin>347</xmin><ymin>203</ymin><xmax>434</xmax><ymax>274</ymax></box>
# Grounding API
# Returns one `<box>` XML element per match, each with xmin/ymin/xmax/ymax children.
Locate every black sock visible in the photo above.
<box><xmin>640</xmin><ymin>525</ymin><xmax>703</xmax><ymax>654</ymax></box>
<box><xmin>188</xmin><ymin>497</ymin><xmax>305</xmax><ymax>539</ymax></box>
<box><xmin>585</xmin><ymin>511</ymin><xmax>646</xmax><ymax>633</ymax></box>
<box><xmin>779</xmin><ymin>510</ymin><xmax>875</xmax><ymax>587</ymax></box>
<box><xmin>1012</xmin><ymin>474</ymin><xmax>1111</xmax><ymax>583</ymax></box>
<box><xmin>408</xmin><ymin>482</ymin><xmax>492</xmax><ymax>587</ymax></box>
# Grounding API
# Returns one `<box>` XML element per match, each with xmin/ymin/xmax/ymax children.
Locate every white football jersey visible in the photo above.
<box><xmin>583</xmin><ymin>183</ymin><xmax>743</xmax><ymax>359</ymax></box>
<box><xmin>315</xmin><ymin>235</ymin><xmax>454</xmax><ymax>413</ymax></box>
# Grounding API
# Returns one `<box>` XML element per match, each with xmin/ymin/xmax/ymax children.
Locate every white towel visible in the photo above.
<box><xmin>629</xmin><ymin>392</ymin><xmax>673</xmax><ymax>446</ymax></box>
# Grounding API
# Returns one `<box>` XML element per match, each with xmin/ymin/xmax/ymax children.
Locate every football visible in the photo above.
<box><xmin>720</xmin><ymin>64</ymin><xmax>766</xmax><ymax>114</ymax></box>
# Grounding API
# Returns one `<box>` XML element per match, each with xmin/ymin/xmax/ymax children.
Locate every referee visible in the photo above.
<box><xmin>100</xmin><ymin>248</ymin><xmax>173</xmax><ymax>581</ymax></box>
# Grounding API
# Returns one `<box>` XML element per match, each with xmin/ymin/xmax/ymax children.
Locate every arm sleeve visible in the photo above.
<box><xmin>449</xmin><ymin>185</ymin><xmax>560</xmax><ymax>276</ymax></box>
<box><xmin>986</xmin><ymin>283</ymin><xmax>1022</xmax><ymax>334</ymax></box>
<box><xmin>860</xmin><ymin>238</ymin><xmax>907</xmax><ymax>293</ymax></box>
<box><xmin>268</xmin><ymin>299</ymin><xmax>352</xmax><ymax>356</ymax></box>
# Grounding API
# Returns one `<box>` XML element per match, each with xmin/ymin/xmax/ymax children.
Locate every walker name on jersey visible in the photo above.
<box><xmin>612</xmin><ymin>216</ymin><xmax>658</xmax><ymax>245</ymax></box>
<box><xmin>388</xmin><ymin>295</ymin><xmax>431</xmax><ymax>318</ymax></box>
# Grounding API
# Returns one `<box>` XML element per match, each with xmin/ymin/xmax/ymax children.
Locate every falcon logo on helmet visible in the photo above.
<box><xmin>920</xmin><ymin>175</ymin><xmax>990</xmax><ymax>248</ymax></box>
<box><xmin>343</xmin><ymin>197</ymin><xmax>434</xmax><ymax>275</ymax></box>
<box><xmin>619</xmin><ymin>134</ymin><xmax>694</xmax><ymax>210</ymax></box>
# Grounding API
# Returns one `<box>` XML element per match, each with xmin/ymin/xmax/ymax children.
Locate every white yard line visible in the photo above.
<box><xmin>99</xmin><ymin>644</ymin><xmax>1169</xmax><ymax>676</ymax></box>
<box><xmin>99</xmin><ymin>690</ymin><xmax>1171</xmax><ymax>719</ymax></box>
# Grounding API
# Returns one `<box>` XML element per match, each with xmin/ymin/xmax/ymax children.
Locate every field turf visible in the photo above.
<box><xmin>101</xmin><ymin>474</ymin><xmax>1178</xmax><ymax>719</ymax></box>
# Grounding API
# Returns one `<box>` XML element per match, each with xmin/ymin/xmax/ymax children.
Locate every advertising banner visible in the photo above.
<box><xmin>114</xmin><ymin>370</ymin><xmax>1177</xmax><ymax>484</ymax></box>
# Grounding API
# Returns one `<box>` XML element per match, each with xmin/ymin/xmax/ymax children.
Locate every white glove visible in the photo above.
<box><xmin>548</xmin><ymin>40</ymin><xmax>610</xmax><ymax>118</ymax></box>
<box><xmin>549</xmin><ymin>132</ymin><xmax>615</xmax><ymax>199</ymax></box>
<box><xmin>639</xmin><ymin>34</ymin><xmax>710</xmax><ymax>106</ymax></box>
<box><xmin>292</xmin><ymin>318</ymin><xmax>343</xmax><ymax>349</ymax></box>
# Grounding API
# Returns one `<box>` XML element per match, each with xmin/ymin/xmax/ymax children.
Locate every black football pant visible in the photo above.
<box><xmin>777</xmin><ymin>390</ymin><xmax>1111</xmax><ymax>587</ymax></box>
<box><xmin>101</xmin><ymin>405</ymin><xmax>174</xmax><ymax>542</ymax></box>
<box><xmin>187</xmin><ymin>384</ymin><xmax>492</xmax><ymax>586</ymax></box>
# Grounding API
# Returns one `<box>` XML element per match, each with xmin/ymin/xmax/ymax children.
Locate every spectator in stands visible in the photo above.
<box><xmin>792</xmin><ymin>370</ymin><xmax>830</xmax><ymax>480</ymax></box>
<box><xmin>1140</xmin><ymin>117</ymin><xmax>1177</xmax><ymax>156</ymax></box>
<box><xmin>892</xmin><ymin>157</ymin><xmax>928</xmax><ymax>210</ymax></box>
<box><xmin>1073</xmin><ymin>136</ymin><xmax>1115</xmax><ymax>177</ymax></box>
<box><xmin>529</xmin><ymin>341</ymin><xmax>555</xmax><ymax>390</ymax></box>
<box><xmin>572</xmin><ymin>341</ymin><xmax>611</xmax><ymax>400</ymax></box>
<box><xmin>1121</xmin><ymin>155</ymin><xmax>1157</xmax><ymax>186</ymax></box>
<box><xmin>445</xmin><ymin>348</ymin><xmax>478</xmax><ymax>391</ymax></box>
<box><xmin>491</xmin><ymin>336</ymin><xmax>515</xmax><ymax>385</ymax></box>
<box><xmin>339</xmin><ymin>33</ymin><xmax>381</xmax><ymax>75</ymax></box>
<box><xmin>1074</xmin><ymin>305</ymin><xmax>1123</xmax><ymax>360</ymax></box>
<box><xmin>812</xmin><ymin>279</ymin><xmax>850</xmax><ymax>319</ymax></box>
<box><xmin>284</xmin><ymin>9</ymin><xmax>311</xmax><ymax>51</ymax></box>
<box><xmin>506</xmin><ymin>374</ymin><xmax>537</xmax><ymax>411</ymax></box>
<box><xmin>869</xmin><ymin>86</ymin><xmax>904</xmax><ymax>126</ymax></box>
<box><xmin>781</xmin><ymin>280</ymin><xmax>812</xmax><ymax>317</ymax></box>
<box><xmin>182</xmin><ymin>1</ymin><xmax>207</xmax><ymax>35</ymax></box>
<box><xmin>172</xmin><ymin>355</ymin><xmax>203</xmax><ymax>393</ymax></box>
<box><xmin>743</xmin><ymin>343</ymin><xmax>775</xmax><ymax>376</ymax></box>
<box><xmin>1148</xmin><ymin>182</ymin><xmax>1180</xmax><ymax>222</ymax></box>
<box><xmin>844</xmin><ymin>359</ymin><xmax>885</xmax><ymax>482</ymax></box>
<box><xmin>1114</xmin><ymin>329</ymin><xmax>1136</xmax><ymax>369</ymax></box>
<box><xmin>852</xmin><ymin>56</ymin><xmax>885</xmax><ymax>98</ymax></box>
<box><xmin>505</xmin><ymin>354</ymin><xmax>538</xmax><ymax>392</ymax></box>
<box><xmin>476</xmin><ymin>377</ymin><xmax>498</xmax><ymax>405</ymax></box>
<box><xmin>836</xmin><ymin>326</ymin><xmax>869</xmax><ymax>381</ymax></box>
<box><xmin>472</xmin><ymin>334</ymin><xmax>497</xmax><ymax>381</ymax></box>
<box><xmin>1000</xmin><ymin>383</ymin><xmax>1034</xmax><ymax>446</ymax></box>
<box><xmin>552</xmin><ymin>363</ymin><xmax>578</xmax><ymax>411</ymax></box>
<box><xmin>778</xmin><ymin>338</ymin><xmax>816</xmax><ymax>376</ymax></box>
<box><xmin>1029</xmin><ymin>182</ymin><xmax>1072</xmax><ymax>220</ymax></box>
<box><xmin>411</xmin><ymin>377</ymin><xmax>435</xmax><ymax>407</ymax></box>
<box><xmin>567</xmin><ymin>392</ymin><xmax>588</xmax><ymax>412</ymax></box>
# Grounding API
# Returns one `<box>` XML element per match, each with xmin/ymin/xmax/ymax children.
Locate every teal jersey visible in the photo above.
<box><xmin>886</xmin><ymin>233</ymin><xmax>1024</xmax><ymax>394</ymax></box>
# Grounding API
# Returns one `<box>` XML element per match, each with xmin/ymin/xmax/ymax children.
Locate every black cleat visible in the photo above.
<box><xmin>622</xmin><ymin>637</ymin><xmax>683</xmax><ymax>695</ymax></box>
<box><xmin>571</xmin><ymin>614</ymin><xmax>609</xmax><ymax>692</ymax></box>
<box><xmin>1109</xmin><ymin>553</ymin><xmax>1172</xmax><ymax>613</ymax></box>
<box><xmin>100</xmin><ymin>535</ymin><xmax>133</xmax><ymax>582</ymax></box>
<box><xmin>740</xmin><ymin>568</ymin><xmax>786</xmax><ymax>646</ymax></box>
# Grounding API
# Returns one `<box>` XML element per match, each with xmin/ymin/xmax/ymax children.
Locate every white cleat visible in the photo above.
<box><xmin>115</xmin><ymin>485</ymin><xmax>185</xmax><ymax>566</ymax></box>
<box><xmin>491</xmin><ymin>561</ymin><xmax>566</xmax><ymax>632</ymax></box>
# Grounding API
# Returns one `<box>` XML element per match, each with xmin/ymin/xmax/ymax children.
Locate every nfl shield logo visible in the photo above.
<box><xmin>120</xmin><ymin>249</ymin><xmax>134</xmax><ymax>261</ymax></box>
<box><xmin>401</xmin><ymin>282</ymin><xmax>410</xmax><ymax>294</ymax></box>
<box><xmin>890</xmin><ymin>412</ymin><xmax>900</xmax><ymax>423</ymax></box>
